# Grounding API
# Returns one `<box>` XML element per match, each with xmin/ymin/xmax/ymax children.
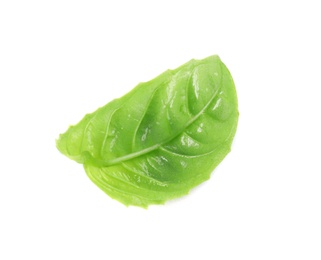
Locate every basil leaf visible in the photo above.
<box><xmin>56</xmin><ymin>55</ymin><xmax>239</xmax><ymax>208</ymax></box>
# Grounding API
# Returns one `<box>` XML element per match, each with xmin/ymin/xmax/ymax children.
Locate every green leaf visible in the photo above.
<box><xmin>56</xmin><ymin>55</ymin><xmax>239</xmax><ymax>208</ymax></box>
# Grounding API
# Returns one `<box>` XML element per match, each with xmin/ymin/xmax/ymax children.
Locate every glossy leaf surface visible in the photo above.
<box><xmin>56</xmin><ymin>55</ymin><xmax>239</xmax><ymax>208</ymax></box>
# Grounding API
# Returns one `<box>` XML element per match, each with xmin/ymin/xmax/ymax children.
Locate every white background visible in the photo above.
<box><xmin>1</xmin><ymin>1</ymin><xmax>320</xmax><ymax>259</ymax></box>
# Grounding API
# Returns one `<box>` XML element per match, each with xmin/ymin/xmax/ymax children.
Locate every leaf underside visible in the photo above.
<box><xmin>57</xmin><ymin>55</ymin><xmax>239</xmax><ymax>208</ymax></box>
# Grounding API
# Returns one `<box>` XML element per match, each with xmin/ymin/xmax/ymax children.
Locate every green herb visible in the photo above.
<box><xmin>56</xmin><ymin>55</ymin><xmax>239</xmax><ymax>208</ymax></box>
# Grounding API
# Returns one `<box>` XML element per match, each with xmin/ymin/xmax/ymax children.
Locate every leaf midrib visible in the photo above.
<box><xmin>97</xmin><ymin>83</ymin><xmax>221</xmax><ymax>167</ymax></box>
